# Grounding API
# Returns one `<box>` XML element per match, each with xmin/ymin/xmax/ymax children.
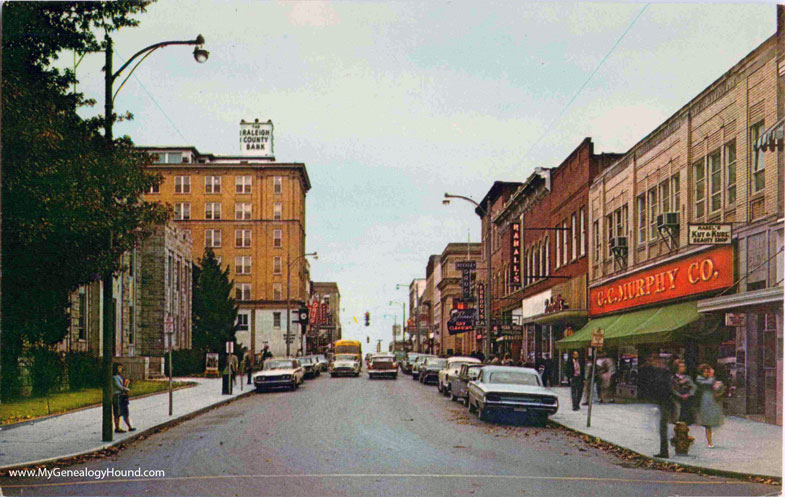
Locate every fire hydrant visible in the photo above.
<box><xmin>670</xmin><ymin>422</ymin><xmax>694</xmax><ymax>455</ymax></box>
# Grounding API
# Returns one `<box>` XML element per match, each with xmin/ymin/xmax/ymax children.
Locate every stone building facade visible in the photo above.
<box><xmin>437</xmin><ymin>243</ymin><xmax>482</xmax><ymax>356</ymax></box>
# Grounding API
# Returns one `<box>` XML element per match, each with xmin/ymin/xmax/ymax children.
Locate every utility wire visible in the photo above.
<box><xmin>526</xmin><ymin>4</ymin><xmax>650</xmax><ymax>156</ymax></box>
<box><xmin>113</xmin><ymin>50</ymin><xmax>190</xmax><ymax>144</ymax></box>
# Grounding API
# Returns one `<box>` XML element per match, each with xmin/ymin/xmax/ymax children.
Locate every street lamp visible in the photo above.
<box><xmin>286</xmin><ymin>252</ymin><xmax>318</xmax><ymax>357</ymax></box>
<box><xmin>389</xmin><ymin>300</ymin><xmax>406</xmax><ymax>348</ymax></box>
<box><xmin>101</xmin><ymin>32</ymin><xmax>208</xmax><ymax>443</ymax></box>
<box><xmin>443</xmin><ymin>193</ymin><xmax>492</xmax><ymax>361</ymax></box>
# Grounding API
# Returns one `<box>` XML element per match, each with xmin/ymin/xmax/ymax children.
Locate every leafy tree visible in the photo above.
<box><xmin>1</xmin><ymin>2</ymin><xmax>167</xmax><ymax>399</ymax></box>
<box><xmin>192</xmin><ymin>249</ymin><xmax>239</xmax><ymax>354</ymax></box>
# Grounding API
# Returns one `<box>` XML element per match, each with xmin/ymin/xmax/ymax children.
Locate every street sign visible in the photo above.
<box><xmin>164</xmin><ymin>316</ymin><xmax>174</xmax><ymax>334</ymax></box>
<box><xmin>590</xmin><ymin>328</ymin><xmax>605</xmax><ymax>348</ymax></box>
<box><xmin>688</xmin><ymin>223</ymin><xmax>732</xmax><ymax>245</ymax></box>
<box><xmin>283</xmin><ymin>333</ymin><xmax>295</xmax><ymax>344</ymax></box>
<box><xmin>455</xmin><ymin>261</ymin><xmax>476</xmax><ymax>270</ymax></box>
<box><xmin>225</xmin><ymin>341</ymin><xmax>234</xmax><ymax>354</ymax></box>
<box><xmin>725</xmin><ymin>313</ymin><xmax>746</xmax><ymax>327</ymax></box>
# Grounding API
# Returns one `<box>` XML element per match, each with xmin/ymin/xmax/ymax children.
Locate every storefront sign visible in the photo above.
<box><xmin>461</xmin><ymin>268</ymin><xmax>472</xmax><ymax>299</ymax></box>
<box><xmin>688</xmin><ymin>224</ymin><xmax>732</xmax><ymax>245</ymax></box>
<box><xmin>511</xmin><ymin>223</ymin><xmax>521</xmax><ymax>287</ymax></box>
<box><xmin>309</xmin><ymin>300</ymin><xmax>319</xmax><ymax>325</ymax></box>
<box><xmin>589</xmin><ymin>245</ymin><xmax>733</xmax><ymax>316</ymax></box>
<box><xmin>455</xmin><ymin>261</ymin><xmax>476</xmax><ymax>270</ymax></box>
<box><xmin>239</xmin><ymin>119</ymin><xmax>274</xmax><ymax>157</ymax></box>
<box><xmin>725</xmin><ymin>313</ymin><xmax>746</xmax><ymax>327</ymax></box>
<box><xmin>477</xmin><ymin>283</ymin><xmax>486</xmax><ymax>325</ymax></box>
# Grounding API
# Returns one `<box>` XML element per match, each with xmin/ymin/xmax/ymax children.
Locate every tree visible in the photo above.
<box><xmin>1</xmin><ymin>2</ymin><xmax>166</xmax><ymax>400</ymax></box>
<box><xmin>192</xmin><ymin>249</ymin><xmax>239</xmax><ymax>354</ymax></box>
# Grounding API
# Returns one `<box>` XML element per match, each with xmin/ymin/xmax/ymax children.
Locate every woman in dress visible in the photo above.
<box><xmin>693</xmin><ymin>363</ymin><xmax>725</xmax><ymax>448</ymax></box>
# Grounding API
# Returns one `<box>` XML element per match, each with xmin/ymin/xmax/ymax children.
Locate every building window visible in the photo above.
<box><xmin>555</xmin><ymin>224</ymin><xmax>561</xmax><ymax>268</ymax></box>
<box><xmin>273</xmin><ymin>202</ymin><xmax>282</xmax><ymax>221</ymax></box>
<box><xmin>205</xmin><ymin>229</ymin><xmax>221</xmax><ymax>248</ymax></box>
<box><xmin>606</xmin><ymin>214</ymin><xmax>613</xmax><ymax>258</ymax></box>
<box><xmin>571</xmin><ymin>213</ymin><xmax>577</xmax><ymax>261</ymax></box>
<box><xmin>648</xmin><ymin>187</ymin><xmax>658</xmax><ymax>239</ymax></box>
<box><xmin>235</xmin><ymin>256</ymin><xmax>252</xmax><ymax>275</ymax></box>
<box><xmin>544</xmin><ymin>237</ymin><xmax>550</xmax><ymax>275</ymax></box>
<box><xmin>174</xmin><ymin>202</ymin><xmax>190</xmax><ymax>220</ymax></box>
<box><xmin>562</xmin><ymin>220</ymin><xmax>568</xmax><ymax>265</ymax></box>
<box><xmin>236</xmin><ymin>175</ymin><xmax>252</xmax><ymax>194</ymax></box>
<box><xmin>725</xmin><ymin>141</ymin><xmax>736</xmax><ymax>205</ymax></box>
<box><xmin>77</xmin><ymin>291</ymin><xmax>86</xmax><ymax>340</ymax></box>
<box><xmin>273</xmin><ymin>312</ymin><xmax>282</xmax><ymax>328</ymax></box>
<box><xmin>273</xmin><ymin>283</ymin><xmax>282</xmax><ymax>301</ymax></box>
<box><xmin>235</xmin><ymin>229</ymin><xmax>251</xmax><ymax>248</ymax></box>
<box><xmin>592</xmin><ymin>220</ymin><xmax>600</xmax><ymax>263</ymax></box>
<box><xmin>671</xmin><ymin>173</ymin><xmax>680</xmax><ymax>215</ymax></box>
<box><xmin>205</xmin><ymin>202</ymin><xmax>221</xmax><ymax>220</ymax></box>
<box><xmin>235</xmin><ymin>203</ymin><xmax>252</xmax><ymax>220</ymax></box>
<box><xmin>174</xmin><ymin>176</ymin><xmax>190</xmax><ymax>194</ymax></box>
<box><xmin>205</xmin><ymin>175</ymin><xmax>221</xmax><ymax>194</ymax></box>
<box><xmin>751</xmin><ymin>122</ymin><xmax>765</xmax><ymax>193</ymax></box>
<box><xmin>236</xmin><ymin>313</ymin><xmax>249</xmax><ymax>332</ymax></box>
<box><xmin>273</xmin><ymin>229</ymin><xmax>282</xmax><ymax>248</ymax></box>
<box><xmin>579</xmin><ymin>207</ymin><xmax>586</xmax><ymax>257</ymax></box>
<box><xmin>660</xmin><ymin>180</ymin><xmax>670</xmax><ymax>214</ymax></box>
<box><xmin>235</xmin><ymin>283</ymin><xmax>251</xmax><ymax>301</ymax></box>
<box><xmin>637</xmin><ymin>194</ymin><xmax>646</xmax><ymax>244</ymax></box>
<box><xmin>693</xmin><ymin>159</ymin><xmax>705</xmax><ymax>218</ymax></box>
<box><xmin>165</xmin><ymin>152</ymin><xmax>183</xmax><ymax>164</ymax></box>
<box><xmin>709</xmin><ymin>149</ymin><xmax>721</xmax><ymax>213</ymax></box>
<box><xmin>274</xmin><ymin>176</ymin><xmax>283</xmax><ymax>194</ymax></box>
<box><xmin>148</xmin><ymin>183</ymin><xmax>160</xmax><ymax>194</ymax></box>
<box><xmin>273</xmin><ymin>256</ymin><xmax>282</xmax><ymax>274</ymax></box>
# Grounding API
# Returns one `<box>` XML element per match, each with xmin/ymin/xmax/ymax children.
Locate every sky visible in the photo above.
<box><xmin>65</xmin><ymin>1</ymin><xmax>777</xmax><ymax>349</ymax></box>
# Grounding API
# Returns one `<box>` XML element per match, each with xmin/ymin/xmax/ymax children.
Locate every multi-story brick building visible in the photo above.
<box><xmin>310</xmin><ymin>282</ymin><xmax>341</xmax><ymax>354</ymax></box>
<box><xmin>423</xmin><ymin>255</ymin><xmax>441</xmax><ymax>354</ymax></box>
<box><xmin>560</xmin><ymin>25</ymin><xmax>783</xmax><ymax>423</ymax></box>
<box><xmin>140</xmin><ymin>122</ymin><xmax>311</xmax><ymax>358</ymax></box>
<box><xmin>408</xmin><ymin>278</ymin><xmax>427</xmax><ymax>352</ymax></box>
<box><xmin>437</xmin><ymin>243</ymin><xmax>482</xmax><ymax>356</ymax></box>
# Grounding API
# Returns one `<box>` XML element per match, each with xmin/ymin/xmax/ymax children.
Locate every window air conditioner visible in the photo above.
<box><xmin>609</xmin><ymin>236</ymin><xmax>628</xmax><ymax>250</ymax></box>
<box><xmin>656</xmin><ymin>212</ymin><xmax>679</xmax><ymax>228</ymax></box>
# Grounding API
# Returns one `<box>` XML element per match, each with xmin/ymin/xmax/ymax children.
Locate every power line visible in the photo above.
<box><xmin>526</xmin><ymin>4</ymin><xmax>650</xmax><ymax>156</ymax></box>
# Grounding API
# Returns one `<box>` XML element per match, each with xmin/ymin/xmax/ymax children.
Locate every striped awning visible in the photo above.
<box><xmin>754</xmin><ymin>116</ymin><xmax>785</xmax><ymax>151</ymax></box>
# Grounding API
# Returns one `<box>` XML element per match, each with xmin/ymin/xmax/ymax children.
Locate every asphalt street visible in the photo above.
<box><xmin>0</xmin><ymin>372</ymin><xmax>778</xmax><ymax>497</ymax></box>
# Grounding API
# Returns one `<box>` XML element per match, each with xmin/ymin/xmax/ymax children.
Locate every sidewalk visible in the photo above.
<box><xmin>549</xmin><ymin>386</ymin><xmax>782</xmax><ymax>479</ymax></box>
<box><xmin>0</xmin><ymin>377</ymin><xmax>253</xmax><ymax>470</ymax></box>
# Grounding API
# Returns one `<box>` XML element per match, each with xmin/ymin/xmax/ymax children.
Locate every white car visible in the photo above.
<box><xmin>467</xmin><ymin>366</ymin><xmax>558</xmax><ymax>424</ymax></box>
<box><xmin>438</xmin><ymin>356</ymin><xmax>481</xmax><ymax>396</ymax></box>
<box><xmin>253</xmin><ymin>358</ymin><xmax>305</xmax><ymax>392</ymax></box>
<box><xmin>330</xmin><ymin>354</ymin><xmax>361</xmax><ymax>377</ymax></box>
<box><xmin>368</xmin><ymin>355</ymin><xmax>398</xmax><ymax>379</ymax></box>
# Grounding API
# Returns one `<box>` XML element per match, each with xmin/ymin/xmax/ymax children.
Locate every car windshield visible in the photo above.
<box><xmin>486</xmin><ymin>371</ymin><xmax>541</xmax><ymax>386</ymax></box>
<box><xmin>264</xmin><ymin>360</ymin><xmax>295</xmax><ymax>370</ymax></box>
<box><xmin>427</xmin><ymin>358</ymin><xmax>447</xmax><ymax>368</ymax></box>
<box><xmin>335</xmin><ymin>355</ymin><xmax>356</xmax><ymax>362</ymax></box>
<box><xmin>301</xmin><ymin>358</ymin><xmax>313</xmax><ymax>364</ymax></box>
<box><xmin>450</xmin><ymin>361</ymin><xmax>475</xmax><ymax>369</ymax></box>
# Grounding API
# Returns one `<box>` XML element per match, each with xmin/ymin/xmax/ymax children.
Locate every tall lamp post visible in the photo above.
<box><xmin>443</xmin><ymin>193</ymin><xmax>492</xmax><ymax>361</ymax></box>
<box><xmin>388</xmin><ymin>300</ymin><xmax>405</xmax><ymax>349</ymax></box>
<box><xmin>101</xmin><ymin>33</ymin><xmax>208</xmax><ymax>442</ymax></box>
<box><xmin>286</xmin><ymin>252</ymin><xmax>318</xmax><ymax>357</ymax></box>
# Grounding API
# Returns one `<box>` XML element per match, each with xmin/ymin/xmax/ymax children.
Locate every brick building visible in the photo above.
<box><xmin>310</xmin><ymin>282</ymin><xmax>341</xmax><ymax>354</ymax></box>
<box><xmin>436</xmin><ymin>243</ymin><xmax>482</xmax><ymax>356</ymax></box>
<box><xmin>408</xmin><ymin>278</ymin><xmax>427</xmax><ymax>352</ymax></box>
<box><xmin>423</xmin><ymin>255</ymin><xmax>441</xmax><ymax>353</ymax></box>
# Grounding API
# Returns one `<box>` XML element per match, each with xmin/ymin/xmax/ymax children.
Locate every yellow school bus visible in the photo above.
<box><xmin>333</xmin><ymin>339</ymin><xmax>362</xmax><ymax>366</ymax></box>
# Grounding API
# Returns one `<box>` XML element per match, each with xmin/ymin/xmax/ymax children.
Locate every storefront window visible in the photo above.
<box><xmin>763</xmin><ymin>313</ymin><xmax>777</xmax><ymax>369</ymax></box>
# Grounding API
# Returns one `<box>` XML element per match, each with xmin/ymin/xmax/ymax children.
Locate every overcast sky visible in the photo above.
<box><xmin>67</xmin><ymin>1</ymin><xmax>776</xmax><ymax>348</ymax></box>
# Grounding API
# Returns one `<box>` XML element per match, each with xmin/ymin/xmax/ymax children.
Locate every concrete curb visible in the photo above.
<box><xmin>548</xmin><ymin>418</ymin><xmax>782</xmax><ymax>483</ymax></box>
<box><xmin>0</xmin><ymin>388</ymin><xmax>256</xmax><ymax>473</ymax></box>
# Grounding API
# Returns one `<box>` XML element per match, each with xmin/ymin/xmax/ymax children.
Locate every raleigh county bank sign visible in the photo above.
<box><xmin>239</xmin><ymin>119</ymin><xmax>274</xmax><ymax>158</ymax></box>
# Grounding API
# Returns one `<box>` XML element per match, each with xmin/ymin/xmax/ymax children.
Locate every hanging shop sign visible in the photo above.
<box><xmin>688</xmin><ymin>224</ymin><xmax>732</xmax><ymax>245</ymax></box>
<box><xmin>510</xmin><ymin>222</ymin><xmax>522</xmax><ymax>287</ymax></box>
<box><xmin>589</xmin><ymin>245</ymin><xmax>733</xmax><ymax>316</ymax></box>
<box><xmin>477</xmin><ymin>283</ymin><xmax>486</xmax><ymax>326</ymax></box>
<box><xmin>725</xmin><ymin>313</ymin><xmax>746</xmax><ymax>327</ymax></box>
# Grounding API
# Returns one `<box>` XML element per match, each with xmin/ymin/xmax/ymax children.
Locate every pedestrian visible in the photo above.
<box><xmin>565</xmin><ymin>350</ymin><xmax>584</xmax><ymax>411</ymax></box>
<box><xmin>596</xmin><ymin>352</ymin><xmax>616</xmax><ymax>403</ymax></box>
<box><xmin>112</xmin><ymin>363</ymin><xmax>135</xmax><ymax>433</ymax></box>
<box><xmin>639</xmin><ymin>352</ymin><xmax>673</xmax><ymax>458</ymax></box>
<box><xmin>261</xmin><ymin>344</ymin><xmax>273</xmax><ymax>365</ymax></box>
<box><xmin>502</xmin><ymin>354</ymin><xmax>513</xmax><ymax>366</ymax></box>
<box><xmin>670</xmin><ymin>359</ymin><xmax>696</xmax><ymax>424</ymax></box>
<box><xmin>693</xmin><ymin>363</ymin><xmax>725</xmax><ymax>448</ymax></box>
<box><xmin>490</xmin><ymin>355</ymin><xmax>500</xmax><ymax>365</ymax></box>
<box><xmin>242</xmin><ymin>348</ymin><xmax>254</xmax><ymax>385</ymax></box>
<box><xmin>228</xmin><ymin>351</ymin><xmax>239</xmax><ymax>386</ymax></box>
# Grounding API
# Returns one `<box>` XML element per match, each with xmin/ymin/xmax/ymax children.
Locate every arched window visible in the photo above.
<box><xmin>539</xmin><ymin>241</ymin><xmax>545</xmax><ymax>280</ymax></box>
<box><xmin>544</xmin><ymin>237</ymin><xmax>550</xmax><ymax>276</ymax></box>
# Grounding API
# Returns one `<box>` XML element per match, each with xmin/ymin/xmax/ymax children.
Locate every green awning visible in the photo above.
<box><xmin>555</xmin><ymin>302</ymin><xmax>706</xmax><ymax>350</ymax></box>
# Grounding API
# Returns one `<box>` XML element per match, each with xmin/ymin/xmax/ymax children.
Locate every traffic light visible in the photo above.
<box><xmin>364</xmin><ymin>312</ymin><xmax>370</xmax><ymax>327</ymax></box>
<box><xmin>366</xmin><ymin>336</ymin><xmax>370</xmax><ymax>343</ymax></box>
<box><xmin>297</xmin><ymin>307</ymin><xmax>309</xmax><ymax>325</ymax></box>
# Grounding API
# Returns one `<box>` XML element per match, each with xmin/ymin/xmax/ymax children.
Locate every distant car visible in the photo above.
<box><xmin>300</xmin><ymin>356</ymin><xmax>320</xmax><ymax>379</ymax></box>
<box><xmin>330</xmin><ymin>354</ymin><xmax>362</xmax><ymax>377</ymax></box>
<box><xmin>411</xmin><ymin>354</ymin><xmax>435</xmax><ymax>380</ymax></box>
<box><xmin>393</xmin><ymin>350</ymin><xmax>407</xmax><ymax>369</ymax></box>
<box><xmin>438</xmin><ymin>356</ymin><xmax>481</xmax><ymax>395</ymax></box>
<box><xmin>313</xmin><ymin>354</ymin><xmax>329</xmax><ymax>372</ymax></box>
<box><xmin>253</xmin><ymin>358</ymin><xmax>304</xmax><ymax>392</ymax></box>
<box><xmin>403</xmin><ymin>353</ymin><xmax>422</xmax><ymax>375</ymax></box>
<box><xmin>467</xmin><ymin>366</ymin><xmax>558</xmax><ymax>424</ymax></box>
<box><xmin>419</xmin><ymin>357</ymin><xmax>447</xmax><ymax>385</ymax></box>
<box><xmin>450</xmin><ymin>363</ymin><xmax>483</xmax><ymax>405</ymax></box>
<box><xmin>368</xmin><ymin>355</ymin><xmax>398</xmax><ymax>379</ymax></box>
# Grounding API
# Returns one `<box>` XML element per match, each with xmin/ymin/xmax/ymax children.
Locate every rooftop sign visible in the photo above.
<box><xmin>239</xmin><ymin>119</ymin><xmax>274</xmax><ymax>157</ymax></box>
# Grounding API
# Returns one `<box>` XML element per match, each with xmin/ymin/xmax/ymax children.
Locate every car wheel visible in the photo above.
<box><xmin>478</xmin><ymin>405</ymin><xmax>490</xmax><ymax>422</ymax></box>
<box><xmin>450</xmin><ymin>390</ymin><xmax>457</xmax><ymax>402</ymax></box>
<box><xmin>468</xmin><ymin>397</ymin><xmax>477</xmax><ymax>413</ymax></box>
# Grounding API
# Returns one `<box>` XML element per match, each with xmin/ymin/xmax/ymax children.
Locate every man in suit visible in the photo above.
<box><xmin>565</xmin><ymin>350</ymin><xmax>584</xmax><ymax>411</ymax></box>
<box><xmin>639</xmin><ymin>351</ymin><xmax>673</xmax><ymax>458</ymax></box>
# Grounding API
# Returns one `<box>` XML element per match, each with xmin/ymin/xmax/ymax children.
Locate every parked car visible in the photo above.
<box><xmin>466</xmin><ymin>366</ymin><xmax>558</xmax><ymax>424</ymax></box>
<box><xmin>403</xmin><ymin>353</ymin><xmax>422</xmax><ymax>375</ymax></box>
<box><xmin>300</xmin><ymin>356</ymin><xmax>320</xmax><ymax>379</ymax></box>
<box><xmin>330</xmin><ymin>354</ymin><xmax>362</xmax><ymax>377</ymax></box>
<box><xmin>253</xmin><ymin>358</ymin><xmax>304</xmax><ymax>392</ymax></box>
<box><xmin>393</xmin><ymin>350</ymin><xmax>407</xmax><ymax>369</ymax></box>
<box><xmin>438</xmin><ymin>356</ymin><xmax>481</xmax><ymax>395</ymax></box>
<box><xmin>313</xmin><ymin>354</ymin><xmax>329</xmax><ymax>372</ymax></box>
<box><xmin>368</xmin><ymin>355</ymin><xmax>398</xmax><ymax>379</ymax></box>
<box><xmin>419</xmin><ymin>357</ymin><xmax>447</xmax><ymax>384</ymax></box>
<box><xmin>411</xmin><ymin>354</ymin><xmax>435</xmax><ymax>380</ymax></box>
<box><xmin>450</xmin><ymin>363</ymin><xmax>484</xmax><ymax>405</ymax></box>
